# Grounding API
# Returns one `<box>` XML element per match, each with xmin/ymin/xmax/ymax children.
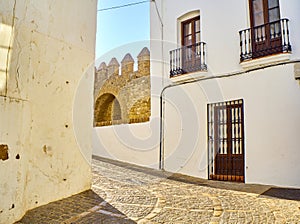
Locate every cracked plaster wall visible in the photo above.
<box><xmin>0</xmin><ymin>0</ymin><xmax>97</xmax><ymax>223</ymax></box>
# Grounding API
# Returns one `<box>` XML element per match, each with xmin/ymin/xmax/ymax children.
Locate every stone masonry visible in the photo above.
<box><xmin>94</xmin><ymin>47</ymin><xmax>150</xmax><ymax>126</ymax></box>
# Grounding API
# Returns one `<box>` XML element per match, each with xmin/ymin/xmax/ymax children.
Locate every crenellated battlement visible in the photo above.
<box><xmin>94</xmin><ymin>47</ymin><xmax>151</xmax><ymax>126</ymax></box>
<box><xmin>94</xmin><ymin>47</ymin><xmax>150</xmax><ymax>89</ymax></box>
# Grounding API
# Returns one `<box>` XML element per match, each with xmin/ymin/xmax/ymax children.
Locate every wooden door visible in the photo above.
<box><xmin>209</xmin><ymin>100</ymin><xmax>245</xmax><ymax>182</ymax></box>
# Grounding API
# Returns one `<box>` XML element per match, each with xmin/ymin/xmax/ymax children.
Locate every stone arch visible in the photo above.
<box><xmin>94</xmin><ymin>93</ymin><xmax>122</xmax><ymax>126</ymax></box>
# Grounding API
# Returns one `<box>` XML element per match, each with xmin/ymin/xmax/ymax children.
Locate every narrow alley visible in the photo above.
<box><xmin>17</xmin><ymin>156</ymin><xmax>300</xmax><ymax>223</ymax></box>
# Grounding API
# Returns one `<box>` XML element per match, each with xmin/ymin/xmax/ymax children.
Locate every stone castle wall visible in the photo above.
<box><xmin>94</xmin><ymin>47</ymin><xmax>150</xmax><ymax>126</ymax></box>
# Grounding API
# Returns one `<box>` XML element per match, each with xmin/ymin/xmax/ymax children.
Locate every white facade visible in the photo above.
<box><xmin>93</xmin><ymin>0</ymin><xmax>300</xmax><ymax>188</ymax></box>
<box><xmin>0</xmin><ymin>1</ymin><xmax>97</xmax><ymax>223</ymax></box>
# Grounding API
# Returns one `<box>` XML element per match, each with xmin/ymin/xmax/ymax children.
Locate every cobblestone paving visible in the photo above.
<box><xmin>91</xmin><ymin>158</ymin><xmax>300</xmax><ymax>224</ymax></box>
<box><xmin>17</xmin><ymin>156</ymin><xmax>300</xmax><ymax>223</ymax></box>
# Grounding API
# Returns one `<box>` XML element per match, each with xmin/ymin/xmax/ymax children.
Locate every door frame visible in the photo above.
<box><xmin>207</xmin><ymin>99</ymin><xmax>245</xmax><ymax>182</ymax></box>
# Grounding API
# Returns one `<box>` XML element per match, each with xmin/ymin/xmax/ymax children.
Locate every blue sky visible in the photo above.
<box><xmin>96</xmin><ymin>0</ymin><xmax>150</xmax><ymax>65</ymax></box>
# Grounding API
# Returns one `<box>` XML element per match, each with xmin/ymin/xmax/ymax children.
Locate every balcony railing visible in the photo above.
<box><xmin>170</xmin><ymin>42</ymin><xmax>207</xmax><ymax>77</ymax></box>
<box><xmin>239</xmin><ymin>18</ymin><xmax>291</xmax><ymax>62</ymax></box>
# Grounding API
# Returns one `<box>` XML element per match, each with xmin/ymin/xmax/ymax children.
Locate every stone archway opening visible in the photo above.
<box><xmin>94</xmin><ymin>93</ymin><xmax>122</xmax><ymax>126</ymax></box>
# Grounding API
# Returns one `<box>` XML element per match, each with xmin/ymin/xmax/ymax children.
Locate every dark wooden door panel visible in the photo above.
<box><xmin>208</xmin><ymin>100</ymin><xmax>245</xmax><ymax>182</ymax></box>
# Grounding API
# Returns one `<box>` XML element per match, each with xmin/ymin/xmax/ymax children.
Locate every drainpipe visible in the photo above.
<box><xmin>158</xmin><ymin>59</ymin><xmax>300</xmax><ymax>170</ymax></box>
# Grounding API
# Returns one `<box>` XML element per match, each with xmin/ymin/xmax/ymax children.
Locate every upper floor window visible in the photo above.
<box><xmin>239</xmin><ymin>0</ymin><xmax>291</xmax><ymax>62</ymax></box>
<box><xmin>170</xmin><ymin>13</ymin><xmax>207</xmax><ymax>77</ymax></box>
<box><xmin>182</xmin><ymin>16</ymin><xmax>200</xmax><ymax>47</ymax></box>
<box><xmin>251</xmin><ymin>0</ymin><xmax>280</xmax><ymax>27</ymax></box>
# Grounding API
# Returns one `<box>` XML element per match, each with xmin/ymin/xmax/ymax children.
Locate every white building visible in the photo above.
<box><xmin>0</xmin><ymin>1</ymin><xmax>96</xmax><ymax>223</ymax></box>
<box><xmin>93</xmin><ymin>0</ymin><xmax>300</xmax><ymax>188</ymax></box>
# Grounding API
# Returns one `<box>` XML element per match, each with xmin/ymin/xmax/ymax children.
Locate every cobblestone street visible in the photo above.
<box><xmin>18</xmin><ymin>156</ymin><xmax>300</xmax><ymax>223</ymax></box>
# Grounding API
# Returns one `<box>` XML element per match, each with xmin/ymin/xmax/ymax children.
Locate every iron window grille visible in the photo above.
<box><xmin>207</xmin><ymin>99</ymin><xmax>245</xmax><ymax>182</ymax></box>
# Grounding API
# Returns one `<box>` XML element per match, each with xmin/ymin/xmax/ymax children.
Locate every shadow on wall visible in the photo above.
<box><xmin>94</xmin><ymin>47</ymin><xmax>151</xmax><ymax>127</ymax></box>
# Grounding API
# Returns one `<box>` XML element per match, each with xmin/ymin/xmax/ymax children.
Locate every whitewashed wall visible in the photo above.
<box><xmin>149</xmin><ymin>0</ymin><xmax>300</xmax><ymax>188</ymax></box>
<box><xmin>93</xmin><ymin>0</ymin><xmax>300</xmax><ymax>188</ymax></box>
<box><xmin>0</xmin><ymin>1</ymin><xmax>97</xmax><ymax>223</ymax></box>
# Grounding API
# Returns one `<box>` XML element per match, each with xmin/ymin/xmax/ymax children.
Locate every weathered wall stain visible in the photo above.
<box><xmin>42</xmin><ymin>145</ymin><xmax>53</xmax><ymax>157</ymax></box>
<box><xmin>1</xmin><ymin>1</ymin><xmax>97</xmax><ymax>223</ymax></box>
<box><xmin>0</xmin><ymin>144</ymin><xmax>9</xmax><ymax>161</ymax></box>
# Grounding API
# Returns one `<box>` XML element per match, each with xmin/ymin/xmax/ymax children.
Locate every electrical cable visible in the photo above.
<box><xmin>97</xmin><ymin>0</ymin><xmax>150</xmax><ymax>12</ymax></box>
<box><xmin>152</xmin><ymin>0</ymin><xmax>163</xmax><ymax>26</ymax></box>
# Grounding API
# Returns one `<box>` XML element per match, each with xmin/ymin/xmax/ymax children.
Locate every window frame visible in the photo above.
<box><xmin>181</xmin><ymin>15</ymin><xmax>200</xmax><ymax>47</ymax></box>
<box><xmin>248</xmin><ymin>0</ymin><xmax>283</xmax><ymax>59</ymax></box>
<box><xmin>249</xmin><ymin>0</ymin><xmax>281</xmax><ymax>27</ymax></box>
<box><xmin>170</xmin><ymin>10</ymin><xmax>207</xmax><ymax>80</ymax></box>
<box><xmin>177</xmin><ymin>10</ymin><xmax>200</xmax><ymax>48</ymax></box>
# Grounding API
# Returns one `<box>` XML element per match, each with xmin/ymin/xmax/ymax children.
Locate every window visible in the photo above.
<box><xmin>251</xmin><ymin>0</ymin><xmax>280</xmax><ymax>26</ymax></box>
<box><xmin>181</xmin><ymin>16</ymin><xmax>200</xmax><ymax>47</ymax></box>
<box><xmin>239</xmin><ymin>0</ymin><xmax>291</xmax><ymax>62</ymax></box>
<box><xmin>250</xmin><ymin>0</ymin><xmax>281</xmax><ymax>57</ymax></box>
<box><xmin>180</xmin><ymin>16</ymin><xmax>203</xmax><ymax>74</ymax></box>
<box><xmin>170</xmin><ymin>13</ymin><xmax>206</xmax><ymax>77</ymax></box>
